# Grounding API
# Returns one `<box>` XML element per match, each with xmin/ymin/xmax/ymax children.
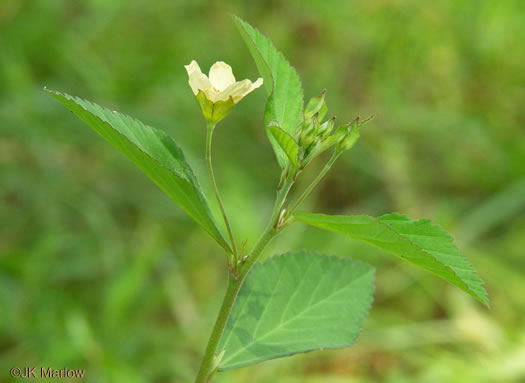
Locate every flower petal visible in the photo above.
<box><xmin>206</xmin><ymin>89</ymin><xmax>224</xmax><ymax>103</ymax></box>
<box><xmin>251</xmin><ymin>77</ymin><xmax>264</xmax><ymax>92</ymax></box>
<box><xmin>209</xmin><ymin>61</ymin><xmax>236</xmax><ymax>92</ymax></box>
<box><xmin>185</xmin><ymin>60</ymin><xmax>202</xmax><ymax>76</ymax></box>
<box><xmin>221</xmin><ymin>78</ymin><xmax>264</xmax><ymax>103</ymax></box>
<box><xmin>185</xmin><ymin>60</ymin><xmax>212</xmax><ymax>96</ymax></box>
<box><xmin>218</xmin><ymin>80</ymin><xmax>251</xmax><ymax>103</ymax></box>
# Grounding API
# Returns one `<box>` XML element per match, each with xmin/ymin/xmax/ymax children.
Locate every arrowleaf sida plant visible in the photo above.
<box><xmin>45</xmin><ymin>16</ymin><xmax>488</xmax><ymax>383</ymax></box>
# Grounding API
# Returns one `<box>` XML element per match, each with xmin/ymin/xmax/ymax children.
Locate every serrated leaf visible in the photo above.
<box><xmin>295</xmin><ymin>212</ymin><xmax>488</xmax><ymax>306</ymax></box>
<box><xmin>217</xmin><ymin>251</ymin><xmax>375</xmax><ymax>371</ymax></box>
<box><xmin>46</xmin><ymin>89</ymin><xmax>232</xmax><ymax>253</ymax></box>
<box><xmin>233</xmin><ymin>16</ymin><xmax>303</xmax><ymax>168</ymax></box>
<box><xmin>267</xmin><ymin>122</ymin><xmax>300</xmax><ymax>168</ymax></box>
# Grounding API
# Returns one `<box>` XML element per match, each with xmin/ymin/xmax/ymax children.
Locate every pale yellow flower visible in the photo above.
<box><xmin>185</xmin><ymin>60</ymin><xmax>263</xmax><ymax>104</ymax></box>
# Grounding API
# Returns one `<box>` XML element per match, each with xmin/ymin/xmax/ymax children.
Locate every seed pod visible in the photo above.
<box><xmin>304</xmin><ymin>90</ymin><xmax>328</xmax><ymax>122</ymax></box>
<box><xmin>317</xmin><ymin>116</ymin><xmax>336</xmax><ymax>139</ymax></box>
<box><xmin>336</xmin><ymin>118</ymin><xmax>360</xmax><ymax>153</ymax></box>
<box><xmin>299</xmin><ymin>119</ymin><xmax>317</xmax><ymax>150</ymax></box>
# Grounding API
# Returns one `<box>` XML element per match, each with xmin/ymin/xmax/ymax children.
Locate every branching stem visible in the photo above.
<box><xmin>194</xmin><ymin>176</ymin><xmax>294</xmax><ymax>383</ymax></box>
<box><xmin>196</xmin><ymin>138</ymin><xmax>339</xmax><ymax>382</ymax></box>
<box><xmin>286</xmin><ymin>151</ymin><xmax>340</xmax><ymax>218</ymax></box>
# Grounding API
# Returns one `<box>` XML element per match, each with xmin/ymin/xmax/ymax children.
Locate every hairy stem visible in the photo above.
<box><xmin>194</xmin><ymin>178</ymin><xmax>294</xmax><ymax>383</ymax></box>
<box><xmin>206</xmin><ymin>122</ymin><xmax>238</xmax><ymax>264</ymax></box>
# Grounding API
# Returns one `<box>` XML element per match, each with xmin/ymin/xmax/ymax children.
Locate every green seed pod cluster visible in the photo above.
<box><xmin>271</xmin><ymin>90</ymin><xmax>371</xmax><ymax>188</ymax></box>
<box><xmin>295</xmin><ymin>90</ymin><xmax>363</xmax><ymax>169</ymax></box>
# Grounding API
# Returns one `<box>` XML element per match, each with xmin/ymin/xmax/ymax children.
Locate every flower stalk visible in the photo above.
<box><xmin>206</xmin><ymin>122</ymin><xmax>238</xmax><ymax>266</ymax></box>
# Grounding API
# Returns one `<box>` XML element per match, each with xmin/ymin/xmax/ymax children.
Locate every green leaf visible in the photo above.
<box><xmin>46</xmin><ymin>89</ymin><xmax>232</xmax><ymax>253</ymax></box>
<box><xmin>295</xmin><ymin>212</ymin><xmax>488</xmax><ymax>306</ymax></box>
<box><xmin>267</xmin><ymin>122</ymin><xmax>300</xmax><ymax>168</ymax></box>
<box><xmin>217</xmin><ymin>251</ymin><xmax>375</xmax><ymax>371</ymax></box>
<box><xmin>233</xmin><ymin>16</ymin><xmax>304</xmax><ymax>168</ymax></box>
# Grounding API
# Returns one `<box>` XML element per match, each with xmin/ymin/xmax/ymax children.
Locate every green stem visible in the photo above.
<box><xmin>193</xmin><ymin>178</ymin><xmax>294</xmax><ymax>383</ymax></box>
<box><xmin>193</xmin><ymin>274</ymin><xmax>240</xmax><ymax>383</ymax></box>
<box><xmin>206</xmin><ymin>122</ymin><xmax>238</xmax><ymax>264</ymax></box>
<box><xmin>241</xmin><ymin>179</ymin><xmax>293</xmax><ymax>274</ymax></box>
<box><xmin>286</xmin><ymin>151</ymin><xmax>340</xmax><ymax>217</ymax></box>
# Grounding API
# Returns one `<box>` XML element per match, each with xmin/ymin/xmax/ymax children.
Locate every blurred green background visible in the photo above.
<box><xmin>1</xmin><ymin>0</ymin><xmax>524</xmax><ymax>382</ymax></box>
